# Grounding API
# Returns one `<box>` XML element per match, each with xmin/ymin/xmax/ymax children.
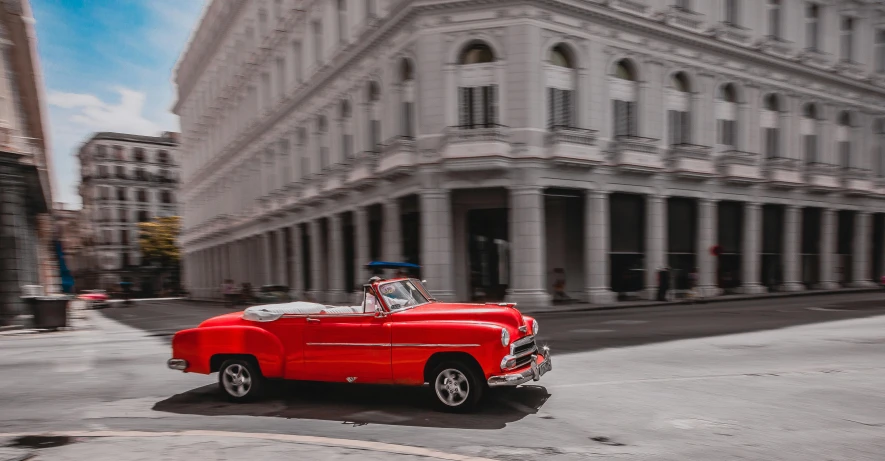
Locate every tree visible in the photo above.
<box><xmin>138</xmin><ymin>216</ymin><xmax>181</xmax><ymax>293</ymax></box>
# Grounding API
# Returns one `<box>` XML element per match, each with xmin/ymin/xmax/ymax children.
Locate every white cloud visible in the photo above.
<box><xmin>47</xmin><ymin>87</ymin><xmax>161</xmax><ymax>135</ymax></box>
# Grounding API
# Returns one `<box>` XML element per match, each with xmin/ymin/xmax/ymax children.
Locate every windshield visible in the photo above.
<box><xmin>377</xmin><ymin>279</ymin><xmax>430</xmax><ymax>311</ymax></box>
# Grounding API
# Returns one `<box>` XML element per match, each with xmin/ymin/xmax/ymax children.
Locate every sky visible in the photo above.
<box><xmin>31</xmin><ymin>0</ymin><xmax>207</xmax><ymax>208</ymax></box>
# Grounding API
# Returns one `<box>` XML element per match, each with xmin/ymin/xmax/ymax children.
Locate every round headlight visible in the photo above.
<box><xmin>532</xmin><ymin>319</ymin><xmax>539</xmax><ymax>336</ymax></box>
<box><xmin>501</xmin><ymin>328</ymin><xmax>510</xmax><ymax>347</ymax></box>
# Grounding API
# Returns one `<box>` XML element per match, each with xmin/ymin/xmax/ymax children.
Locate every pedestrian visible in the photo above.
<box><xmin>552</xmin><ymin>268</ymin><xmax>568</xmax><ymax>302</ymax></box>
<box><xmin>221</xmin><ymin>279</ymin><xmax>235</xmax><ymax>306</ymax></box>
<box><xmin>688</xmin><ymin>267</ymin><xmax>699</xmax><ymax>302</ymax></box>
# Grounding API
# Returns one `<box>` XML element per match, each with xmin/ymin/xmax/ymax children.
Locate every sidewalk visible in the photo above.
<box><xmin>0</xmin><ymin>300</ymin><xmax>93</xmax><ymax>337</ymax></box>
<box><xmin>0</xmin><ymin>431</ymin><xmax>496</xmax><ymax>461</ymax></box>
<box><xmin>517</xmin><ymin>286</ymin><xmax>882</xmax><ymax>315</ymax></box>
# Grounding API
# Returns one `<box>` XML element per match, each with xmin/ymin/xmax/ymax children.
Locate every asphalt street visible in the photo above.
<box><xmin>1</xmin><ymin>292</ymin><xmax>884</xmax><ymax>460</ymax></box>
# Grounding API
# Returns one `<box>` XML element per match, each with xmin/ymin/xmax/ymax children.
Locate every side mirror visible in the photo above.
<box><xmin>374</xmin><ymin>306</ymin><xmax>387</xmax><ymax>318</ymax></box>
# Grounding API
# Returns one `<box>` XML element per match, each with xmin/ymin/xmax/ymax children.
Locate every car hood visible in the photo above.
<box><xmin>398</xmin><ymin>302</ymin><xmax>527</xmax><ymax>330</ymax></box>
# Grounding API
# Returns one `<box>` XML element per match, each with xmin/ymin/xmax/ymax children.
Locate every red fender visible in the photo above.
<box><xmin>171</xmin><ymin>325</ymin><xmax>285</xmax><ymax>377</ymax></box>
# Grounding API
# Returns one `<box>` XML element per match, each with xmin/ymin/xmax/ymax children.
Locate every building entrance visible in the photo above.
<box><xmin>467</xmin><ymin>208</ymin><xmax>509</xmax><ymax>302</ymax></box>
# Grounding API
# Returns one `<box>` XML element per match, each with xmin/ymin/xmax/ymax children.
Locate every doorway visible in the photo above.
<box><xmin>467</xmin><ymin>208</ymin><xmax>509</xmax><ymax>302</ymax></box>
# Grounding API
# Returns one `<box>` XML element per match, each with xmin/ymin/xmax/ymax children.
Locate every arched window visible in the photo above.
<box><xmin>340</xmin><ymin>99</ymin><xmax>353</xmax><ymax>159</ymax></box>
<box><xmin>762</xmin><ymin>94</ymin><xmax>782</xmax><ymax>158</ymax></box>
<box><xmin>400</xmin><ymin>59</ymin><xmax>416</xmax><ymax>137</ymax></box>
<box><xmin>367</xmin><ymin>81</ymin><xmax>382</xmax><ymax>151</ymax></box>
<box><xmin>837</xmin><ymin>111</ymin><xmax>852</xmax><ymax>169</ymax></box>
<box><xmin>717</xmin><ymin>83</ymin><xmax>738</xmax><ymax>148</ymax></box>
<box><xmin>801</xmin><ymin>103</ymin><xmax>819</xmax><ymax>164</ymax></box>
<box><xmin>611</xmin><ymin>59</ymin><xmax>638</xmax><ymax>137</ymax></box>
<box><xmin>457</xmin><ymin>42</ymin><xmax>498</xmax><ymax>129</ymax></box>
<box><xmin>546</xmin><ymin>44</ymin><xmax>576</xmax><ymax>129</ymax></box>
<box><xmin>667</xmin><ymin>72</ymin><xmax>692</xmax><ymax>145</ymax></box>
<box><xmin>318</xmin><ymin>115</ymin><xmax>329</xmax><ymax>169</ymax></box>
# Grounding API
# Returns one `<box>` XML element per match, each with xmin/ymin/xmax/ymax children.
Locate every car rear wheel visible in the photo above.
<box><xmin>431</xmin><ymin>361</ymin><xmax>483</xmax><ymax>412</ymax></box>
<box><xmin>218</xmin><ymin>358</ymin><xmax>264</xmax><ymax>402</ymax></box>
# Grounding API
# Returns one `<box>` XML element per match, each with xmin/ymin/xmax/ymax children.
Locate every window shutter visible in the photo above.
<box><xmin>840</xmin><ymin>141</ymin><xmax>850</xmax><ymax>168</ymax></box>
<box><xmin>627</xmin><ymin>101</ymin><xmax>637</xmax><ymax>136</ymax></box>
<box><xmin>547</xmin><ymin>88</ymin><xmax>555</xmax><ymax>129</ymax></box>
<box><xmin>681</xmin><ymin>111</ymin><xmax>691</xmax><ymax>144</ymax></box>
<box><xmin>805</xmin><ymin>134</ymin><xmax>816</xmax><ymax>164</ymax></box>
<box><xmin>458</xmin><ymin>87</ymin><xmax>467</xmax><ymax>127</ymax></box>
<box><xmin>668</xmin><ymin>110</ymin><xmax>678</xmax><ymax>145</ymax></box>
<box><xmin>489</xmin><ymin>85</ymin><xmax>498</xmax><ymax>126</ymax></box>
<box><xmin>614</xmin><ymin>100</ymin><xmax>624</xmax><ymax>137</ymax></box>
<box><xmin>563</xmin><ymin>89</ymin><xmax>573</xmax><ymax>127</ymax></box>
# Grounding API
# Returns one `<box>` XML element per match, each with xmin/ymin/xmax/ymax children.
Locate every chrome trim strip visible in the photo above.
<box><xmin>488</xmin><ymin>348</ymin><xmax>552</xmax><ymax>387</ymax></box>
<box><xmin>305</xmin><ymin>343</ymin><xmax>481</xmax><ymax>347</ymax></box>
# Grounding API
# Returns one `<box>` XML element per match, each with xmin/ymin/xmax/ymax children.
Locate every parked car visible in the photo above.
<box><xmin>78</xmin><ymin>290</ymin><xmax>109</xmax><ymax>308</ymax></box>
<box><xmin>168</xmin><ymin>276</ymin><xmax>550</xmax><ymax>412</ymax></box>
<box><xmin>254</xmin><ymin>285</ymin><xmax>292</xmax><ymax>304</ymax></box>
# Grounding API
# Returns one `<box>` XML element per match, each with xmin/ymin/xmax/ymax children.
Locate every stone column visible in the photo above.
<box><xmin>328</xmin><ymin>214</ymin><xmax>346</xmax><ymax>303</ymax></box>
<box><xmin>308</xmin><ymin>220</ymin><xmax>325</xmax><ymax>301</ymax></box>
<box><xmin>585</xmin><ymin>190</ymin><xmax>615</xmax><ymax>303</ymax></box>
<box><xmin>741</xmin><ymin>202</ymin><xmax>766</xmax><ymax>294</ymax></box>
<box><xmin>290</xmin><ymin>225</ymin><xmax>304</xmax><ymax>296</ymax></box>
<box><xmin>262</xmin><ymin>232</ymin><xmax>273</xmax><ymax>285</ymax></box>
<box><xmin>818</xmin><ymin>208</ymin><xmax>839</xmax><ymax>289</ymax></box>
<box><xmin>852</xmin><ymin>211</ymin><xmax>875</xmax><ymax>287</ymax></box>
<box><xmin>354</xmin><ymin>207</ymin><xmax>370</xmax><ymax>288</ymax></box>
<box><xmin>697</xmin><ymin>198</ymin><xmax>719</xmax><ymax>297</ymax></box>
<box><xmin>645</xmin><ymin>195</ymin><xmax>667</xmax><ymax>300</ymax></box>
<box><xmin>419</xmin><ymin>189</ymin><xmax>456</xmax><ymax>300</ymax></box>
<box><xmin>781</xmin><ymin>205</ymin><xmax>805</xmax><ymax>291</ymax></box>
<box><xmin>276</xmin><ymin>229</ymin><xmax>287</xmax><ymax>286</ymax></box>
<box><xmin>383</xmin><ymin>199</ymin><xmax>402</xmax><ymax>264</ymax></box>
<box><xmin>506</xmin><ymin>186</ymin><xmax>551</xmax><ymax>308</ymax></box>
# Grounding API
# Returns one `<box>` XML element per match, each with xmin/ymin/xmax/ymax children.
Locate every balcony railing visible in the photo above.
<box><xmin>717</xmin><ymin>150</ymin><xmax>763</xmax><ymax>184</ymax></box>
<box><xmin>662</xmin><ymin>6</ymin><xmax>703</xmax><ymax>30</ymax></box>
<box><xmin>610</xmin><ymin>136</ymin><xmax>662</xmax><ymax>173</ymax></box>
<box><xmin>444</xmin><ymin>124</ymin><xmax>509</xmax><ymax>143</ymax></box>
<box><xmin>546</xmin><ymin>126</ymin><xmax>598</xmax><ymax>146</ymax></box>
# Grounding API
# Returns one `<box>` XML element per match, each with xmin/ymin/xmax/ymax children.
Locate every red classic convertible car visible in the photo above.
<box><xmin>168</xmin><ymin>277</ymin><xmax>551</xmax><ymax>411</ymax></box>
<box><xmin>78</xmin><ymin>290</ymin><xmax>109</xmax><ymax>308</ymax></box>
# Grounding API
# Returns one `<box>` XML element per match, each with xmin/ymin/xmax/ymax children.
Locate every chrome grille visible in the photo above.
<box><xmin>510</xmin><ymin>335</ymin><xmax>538</xmax><ymax>368</ymax></box>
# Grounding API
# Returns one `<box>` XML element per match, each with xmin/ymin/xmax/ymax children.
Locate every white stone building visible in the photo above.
<box><xmin>177</xmin><ymin>0</ymin><xmax>885</xmax><ymax>307</ymax></box>
<box><xmin>78</xmin><ymin>132</ymin><xmax>180</xmax><ymax>291</ymax></box>
<box><xmin>0</xmin><ymin>0</ymin><xmax>59</xmax><ymax>325</ymax></box>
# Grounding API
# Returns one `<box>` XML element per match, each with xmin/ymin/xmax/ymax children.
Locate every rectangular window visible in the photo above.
<box><xmin>806</xmin><ymin>3</ymin><xmax>820</xmax><ymax>51</ymax></box>
<box><xmin>366</xmin><ymin>0</ymin><xmax>376</xmax><ymax>19</ymax></box>
<box><xmin>313</xmin><ymin>21</ymin><xmax>323</xmax><ymax>65</ymax></box>
<box><xmin>370</xmin><ymin>119</ymin><xmax>381</xmax><ymax>152</ymax></box>
<box><xmin>724</xmin><ymin>0</ymin><xmax>739</xmax><ymax>25</ymax></box>
<box><xmin>765</xmin><ymin>127</ymin><xmax>779</xmax><ymax>158</ymax></box>
<box><xmin>718</xmin><ymin>119</ymin><xmax>736</xmax><ymax>147</ymax></box>
<box><xmin>613</xmin><ymin>100</ymin><xmax>638</xmax><ymax>137</ymax></box>
<box><xmin>458</xmin><ymin>86</ymin><xmax>497</xmax><ymax>129</ymax></box>
<box><xmin>668</xmin><ymin>110</ymin><xmax>690</xmax><ymax>145</ymax></box>
<box><xmin>877</xmin><ymin>31</ymin><xmax>885</xmax><ymax>73</ymax></box>
<box><xmin>674</xmin><ymin>0</ymin><xmax>689</xmax><ymax>10</ymax></box>
<box><xmin>547</xmin><ymin>88</ymin><xmax>574</xmax><ymax>128</ymax></box>
<box><xmin>804</xmin><ymin>134</ymin><xmax>817</xmax><ymax>163</ymax></box>
<box><xmin>839</xmin><ymin>141</ymin><xmax>851</xmax><ymax>168</ymax></box>
<box><xmin>343</xmin><ymin>133</ymin><xmax>353</xmax><ymax>158</ymax></box>
<box><xmin>338</xmin><ymin>0</ymin><xmax>347</xmax><ymax>44</ymax></box>
<box><xmin>320</xmin><ymin>146</ymin><xmax>329</xmax><ymax>169</ymax></box>
<box><xmin>768</xmin><ymin>0</ymin><xmax>781</xmax><ymax>39</ymax></box>
<box><xmin>841</xmin><ymin>16</ymin><xmax>854</xmax><ymax>62</ymax></box>
<box><xmin>276</xmin><ymin>58</ymin><xmax>285</xmax><ymax>98</ymax></box>
<box><xmin>293</xmin><ymin>41</ymin><xmax>303</xmax><ymax>83</ymax></box>
<box><xmin>402</xmin><ymin>101</ymin><xmax>414</xmax><ymax>137</ymax></box>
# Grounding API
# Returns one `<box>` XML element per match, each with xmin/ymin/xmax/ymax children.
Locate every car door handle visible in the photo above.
<box><xmin>306</xmin><ymin>317</ymin><xmax>320</xmax><ymax>324</ymax></box>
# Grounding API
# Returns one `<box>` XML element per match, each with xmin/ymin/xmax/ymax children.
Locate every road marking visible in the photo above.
<box><xmin>571</xmin><ymin>329</ymin><xmax>615</xmax><ymax>334</ymax></box>
<box><xmin>602</xmin><ymin>320</ymin><xmax>647</xmax><ymax>325</ymax></box>
<box><xmin>0</xmin><ymin>430</ymin><xmax>498</xmax><ymax>461</ymax></box>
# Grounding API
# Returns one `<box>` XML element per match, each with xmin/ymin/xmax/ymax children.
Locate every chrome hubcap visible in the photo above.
<box><xmin>222</xmin><ymin>364</ymin><xmax>252</xmax><ymax>397</ymax></box>
<box><xmin>434</xmin><ymin>368</ymin><xmax>469</xmax><ymax>407</ymax></box>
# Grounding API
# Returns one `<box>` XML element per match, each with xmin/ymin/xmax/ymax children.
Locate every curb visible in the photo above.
<box><xmin>0</xmin><ymin>431</ymin><xmax>496</xmax><ymax>461</ymax></box>
<box><xmin>0</xmin><ymin>325</ymin><xmax>24</xmax><ymax>332</ymax></box>
<box><xmin>520</xmin><ymin>287</ymin><xmax>882</xmax><ymax>315</ymax></box>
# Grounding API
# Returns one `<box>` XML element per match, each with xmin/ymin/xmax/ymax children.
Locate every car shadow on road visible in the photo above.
<box><xmin>153</xmin><ymin>381</ymin><xmax>549</xmax><ymax>429</ymax></box>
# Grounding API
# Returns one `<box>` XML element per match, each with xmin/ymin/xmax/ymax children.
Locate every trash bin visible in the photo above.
<box><xmin>28</xmin><ymin>296</ymin><xmax>69</xmax><ymax>330</ymax></box>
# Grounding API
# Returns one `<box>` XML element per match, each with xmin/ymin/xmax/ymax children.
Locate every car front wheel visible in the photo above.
<box><xmin>431</xmin><ymin>361</ymin><xmax>483</xmax><ymax>412</ymax></box>
<box><xmin>218</xmin><ymin>358</ymin><xmax>265</xmax><ymax>402</ymax></box>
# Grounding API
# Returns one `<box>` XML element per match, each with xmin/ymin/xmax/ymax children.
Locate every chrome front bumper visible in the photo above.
<box><xmin>167</xmin><ymin>358</ymin><xmax>188</xmax><ymax>371</ymax></box>
<box><xmin>488</xmin><ymin>347</ymin><xmax>552</xmax><ymax>387</ymax></box>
